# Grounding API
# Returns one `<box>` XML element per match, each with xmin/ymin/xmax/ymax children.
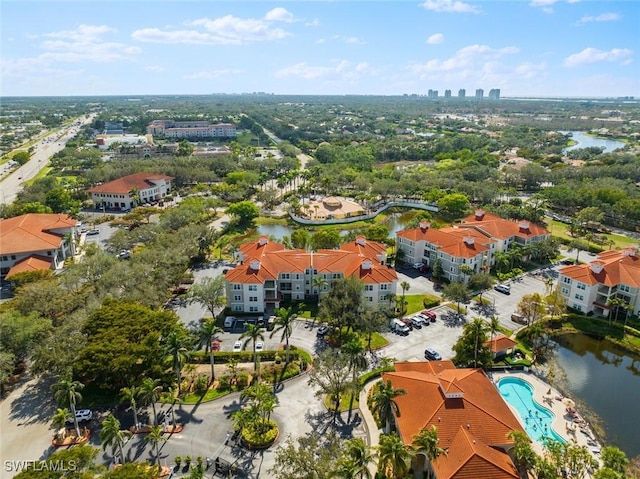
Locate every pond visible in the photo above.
<box><xmin>561</xmin><ymin>131</ymin><xmax>625</xmax><ymax>154</ymax></box>
<box><xmin>553</xmin><ymin>334</ymin><xmax>640</xmax><ymax>457</ymax></box>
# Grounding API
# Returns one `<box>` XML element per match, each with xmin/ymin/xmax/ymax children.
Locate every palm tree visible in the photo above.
<box><xmin>400</xmin><ymin>281</ymin><xmax>410</xmax><ymax>316</ymax></box>
<box><xmin>240</xmin><ymin>323</ymin><xmax>265</xmax><ymax>373</ymax></box>
<box><xmin>139</xmin><ymin>377</ymin><xmax>163</xmax><ymax>426</ymax></box>
<box><xmin>341</xmin><ymin>339</ymin><xmax>368</xmax><ymax>419</ymax></box>
<box><xmin>100</xmin><ymin>414</ymin><xmax>132</xmax><ymax>465</ymax></box>
<box><xmin>329</xmin><ymin>459</ymin><xmax>359</xmax><ymax>479</ymax></box>
<box><xmin>469</xmin><ymin>317</ymin><xmax>488</xmax><ymax>368</ymax></box>
<box><xmin>377</xmin><ymin>433</ymin><xmax>410</xmax><ymax>479</ymax></box>
<box><xmin>344</xmin><ymin>437</ymin><xmax>374</xmax><ymax>479</ymax></box>
<box><xmin>412</xmin><ymin>426</ymin><xmax>446</xmax><ymax>479</ymax></box>
<box><xmin>197</xmin><ymin>318</ymin><xmax>222</xmax><ymax>382</ymax></box>
<box><xmin>145</xmin><ymin>425</ymin><xmax>166</xmax><ymax>467</ymax></box>
<box><xmin>120</xmin><ymin>385</ymin><xmax>141</xmax><ymax>431</ymax></box>
<box><xmin>606</xmin><ymin>297</ymin><xmax>627</xmax><ymax>325</ymax></box>
<box><xmin>312</xmin><ymin>276</ymin><xmax>328</xmax><ymax>298</ymax></box>
<box><xmin>270</xmin><ymin>306</ymin><xmax>296</xmax><ymax>365</ymax></box>
<box><xmin>370</xmin><ymin>380</ymin><xmax>406</xmax><ymax>433</ymax></box>
<box><xmin>51</xmin><ymin>407</ymin><xmax>72</xmax><ymax>433</ymax></box>
<box><xmin>51</xmin><ymin>375</ymin><xmax>85</xmax><ymax>438</ymax></box>
<box><xmin>163</xmin><ymin>331</ymin><xmax>191</xmax><ymax>393</ymax></box>
<box><xmin>489</xmin><ymin>316</ymin><xmax>501</xmax><ymax>343</ymax></box>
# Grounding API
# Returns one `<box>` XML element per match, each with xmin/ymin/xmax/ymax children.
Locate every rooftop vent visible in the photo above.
<box><xmin>518</xmin><ymin>220</ymin><xmax>531</xmax><ymax>231</ymax></box>
<box><xmin>463</xmin><ymin>237</ymin><xmax>475</xmax><ymax>246</ymax></box>
<box><xmin>258</xmin><ymin>236</ymin><xmax>268</xmax><ymax>246</ymax></box>
<box><xmin>362</xmin><ymin>260</ymin><xmax>373</xmax><ymax>270</ymax></box>
<box><xmin>474</xmin><ymin>209</ymin><xmax>485</xmax><ymax>220</ymax></box>
<box><xmin>356</xmin><ymin>236</ymin><xmax>366</xmax><ymax>247</ymax></box>
<box><xmin>590</xmin><ymin>261</ymin><xmax>604</xmax><ymax>275</ymax></box>
<box><xmin>249</xmin><ymin>260</ymin><xmax>261</xmax><ymax>271</ymax></box>
<box><xmin>419</xmin><ymin>221</ymin><xmax>431</xmax><ymax>231</ymax></box>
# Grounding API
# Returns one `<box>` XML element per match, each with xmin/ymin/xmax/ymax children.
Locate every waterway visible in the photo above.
<box><xmin>561</xmin><ymin>131</ymin><xmax>625</xmax><ymax>154</ymax></box>
<box><xmin>553</xmin><ymin>334</ymin><xmax>640</xmax><ymax>458</ymax></box>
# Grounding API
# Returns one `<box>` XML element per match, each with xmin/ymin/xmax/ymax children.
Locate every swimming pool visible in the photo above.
<box><xmin>498</xmin><ymin>377</ymin><xmax>565</xmax><ymax>445</ymax></box>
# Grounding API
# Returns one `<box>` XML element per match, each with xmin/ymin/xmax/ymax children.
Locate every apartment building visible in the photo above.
<box><xmin>87</xmin><ymin>172</ymin><xmax>173</xmax><ymax>210</ymax></box>
<box><xmin>1</xmin><ymin>213</ymin><xmax>77</xmax><ymax>278</ymax></box>
<box><xmin>225</xmin><ymin>236</ymin><xmax>397</xmax><ymax>313</ymax></box>
<box><xmin>396</xmin><ymin>211</ymin><xmax>550</xmax><ymax>282</ymax></box>
<box><xmin>557</xmin><ymin>248</ymin><xmax>639</xmax><ymax>317</ymax></box>
<box><xmin>146</xmin><ymin>120</ymin><xmax>237</xmax><ymax>139</ymax></box>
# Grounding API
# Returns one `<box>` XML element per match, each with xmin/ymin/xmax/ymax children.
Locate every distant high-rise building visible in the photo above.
<box><xmin>458</xmin><ymin>89</ymin><xmax>466</xmax><ymax>98</ymax></box>
<box><xmin>475</xmin><ymin>89</ymin><xmax>484</xmax><ymax>99</ymax></box>
<box><xmin>428</xmin><ymin>89</ymin><xmax>433</xmax><ymax>98</ymax></box>
<box><xmin>427</xmin><ymin>89</ymin><xmax>438</xmax><ymax>99</ymax></box>
<box><xmin>444</xmin><ymin>89</ymin><xmax>451</xmax><ymax>99</ymax></box>
<box><xmin>489</xmin><ymin>88</ymin><xmax>501</xmax><ymax>100</ymax></box>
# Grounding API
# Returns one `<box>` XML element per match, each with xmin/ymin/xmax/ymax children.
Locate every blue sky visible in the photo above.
<box><xmin>2</xmin><ymin>0</ymin><xmax>639</xmax><ymax>97</ymax></box>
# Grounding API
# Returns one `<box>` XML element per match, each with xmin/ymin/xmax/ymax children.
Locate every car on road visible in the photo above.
<box><xmin>421</xmin><ymin>310</ymin><xmax>437</xmax><ymax>322</ymax></box>
<box><xmin>317</xmin><ymin>325</ymin><xmax>330</xmax><ymax>337</ymax></box>
<box><xmin>255</xmin><ymin>341</ymin><xmax>264</xmax><ymax>352</ymax></box>
<box><xmin>233</xmin><ymin>341</ymin><xmax>243</xmax><ymax>352</ymax></box>
<box><xmin>424</xmin><ymin>348</ymin><xmax>442</xmax><ymax>361</ymax></box>
<box><xmin>86</xmin><ymin>229</ymin><xmax>100</xmax><ymax>236</ymax></box>
<box><xmin>494</xmin><ymin>284</ymin><xmax>511</xmax><ymax>295</ymax></box>
<box><xmin>413</xmin><ymin>262</ymin><xmax>425</xmax><ymax>270</ymax></box>
<box><xmin>66</xmin><ymin>409</ymin><xmax>93</xmax><ymax>423</ymax></box>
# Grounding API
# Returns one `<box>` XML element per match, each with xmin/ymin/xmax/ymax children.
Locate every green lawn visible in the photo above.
<box><xmin>547</xmin><ymin>219</ymin><xmax>639</xmax><ymax>250</ymax></box>
<box><xmin>402</xmin><ymin>293</ymin><xmax>441</xmax><ymax>316</ymax></box>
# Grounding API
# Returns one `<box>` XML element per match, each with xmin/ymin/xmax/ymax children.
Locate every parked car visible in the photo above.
<box><xmin>409</xmin><ymin>316</ymin><xmax>423</xmax><ymax>328</ymax></box>
<box><xmin>413</xmin><ymin>262</ymin><xmax>425</xmax><ymax>270</ymax></box>
<box><xmin>390</xmin><ymin>318</ymin><xmax>410</xmax><ymax>335</ymax></box>
<box><xmin>224</xmin><ymin>316</ymin><xmax>235</xmax><ymax>329</ymax></box>
<box><xmin>86</xmin><ymin>229</ymin><xmax>100</xmax><ymax>236</ymax></box>
<box><xmin>255</xmin><ymin>341</ymin><xmax>264</xmax><ymax>352</ymax></box>
<box><xmin>424</xmin><ymin>348</ymin><xmax>442</xmax><ymax>361</ymax></box>
<box><xmin>66</xmin><ymin>409</ymin><xmax>93</xmax><ymax>423</ymax></box>
<box><xmin>511</xmin><ymin>313</ymin><xmax>527</xmax><ymax>325</ymax></box>
<box><xmin>401</xmin><ymin>319</ymin><xmax>414</xmax><ymax>331</ymax></box>
<box><xmin>116</xmin><ymin>250</ymin><xmax>131</xmax><ymax>260</ymax></box>
<box><xmin>317</xmin><ymin>325</ymin><xmax>330</xmax><ymax>337</ymax></box>
<box><xmin>232</xmin><ymin>341</ymin><xmax>243</xmax><ymax>352</ymax></box>
<box><xmin>494</xmin><ymin>284</ymin><xmax>511</xmax><ymax>295</ymax></box>
<box><xmin>421</xmin><ymin>310</ymin><xmax>437</xmax><ymax>322</ymax></box>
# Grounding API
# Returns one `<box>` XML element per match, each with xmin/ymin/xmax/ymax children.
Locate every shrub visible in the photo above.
<box><xmin>241</xmin><ymin>419</ymin><xmax>278</xmax><ymax>448</ymax></box>
<box><xmin>174</xmin><ymin>456</ymin><xmax>182</xmax><ymax>467</ymax></box>
<box><xmin>217</xmin><ymin>375</ymin><xmax>231</xmax><ymax>391</ymax></box>
<box><xmin>194</xmin><ymin>374</ymin><xmax>209</xmax><ymax>394</ymax></box>
<box><xmin>236</xmin><ymin>372</ymin><xmax>250</xmax><ymax>388</ymax></box>
<box><xmin>422</xmin><ymin>295</ymin><xmax>441</xmax><ymax>308</ymax></box>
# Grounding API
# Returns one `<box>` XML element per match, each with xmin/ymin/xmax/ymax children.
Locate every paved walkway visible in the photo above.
<box><xmin>492</xmin><ymin>370</ymin><xmax>602</xmax><ymax>467</ymax></box>
<box><xmin>358</xmin><ymin>379</ymin><xmax>382</xmax><ymax>476</ymax></box>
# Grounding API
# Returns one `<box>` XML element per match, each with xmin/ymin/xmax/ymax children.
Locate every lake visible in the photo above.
<box><xmin>553</xmin><ymin>334</ymin><xmax>640</xmax><ymax>457</ymax></box>
<box><xmin>561</xmin><ymin>131</ymin><xmax>625</xmax><ymax>154</ymax></box>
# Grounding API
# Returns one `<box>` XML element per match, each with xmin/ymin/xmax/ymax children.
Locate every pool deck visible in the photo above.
<box><xmin>492</xmin><ymin>369</ymin><xmax>602</xmax><ymax>464</ymax></box>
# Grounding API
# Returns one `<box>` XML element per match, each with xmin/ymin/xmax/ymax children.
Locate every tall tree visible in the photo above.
<box><xmin>145</xmin><ymin>425</ymin><xmax>166</xmax><ymax>467</ymax></box>
<box><xmin>187</xmin><ymin>276</ymin><xmax>226</xmax><ymax>319</ymax></box>
<box><xmin>270</xmin><ymin>306</ymin><xmax>296</xmax><ymax>365</ymax></box>
<box><xmin>468</xmin><ymin>272</ymin><xmax>494</xmax><ymax>304</ymax></box>
<box><xmin>318</xmin><ymin>277</ymin><xmax>365</xmax><ymax>343</ymax></box>
<box><xmin>507</xmin><ymin>430</ymin><xmax>536</xmax><ymax>477</ymax></box>
<box><xmin>369</xmin><ymin>379</ymin><xmax>406</xmax><ymax>433</ymax></box>
<box><xmin>196</xmin><ymin>318</ymin><xmax>222</xmax><ymax>382</ymax></box>
<box><xmin>240</xmin><ymin>323</ymin><xmax>265</xmax><ymax>372</ymax></box>
<box><xmin>376</xmin><ymin>433</ymin><xmax>410</xmax><ymax>479</ymax></box>
<box><xmin>411</xmin><ymin>426</ymin><xmax>446</xmax><ymax>479</ymax></box>
<box><xmin>51</xmin><ymin>375</ymin><xmax>85</xmax><ymax>438</ymax></box>
<box><xmin>399</xmin><ymin>281</ymin><xmax>410</xmax><ymax>317</ymax></box>
<box><xmin>162</xmin><ymin>330</ymin><xmax>191</xmax><ymax>393</ymax></box>
<box><xmin>451</xmin><ymin>317</ymin><xmax>492</xmax><ymax>369</ymax></box>
<box><xmin>343</xmin><ymin>437</ymin><xmax>374</xmax><ymax>479</ymax></box>
<box><xmin>119</xmin><ymin>385</ymin><xmax>141</xmax><ymax>431</ymax></box>
<box><xmin>517</xmin><ymin>292</ymin><xmax>546</xmax><ymax>326</ymax></box>
<box><xmin>100</xmin><ymin>414</ymin><xmax>132</xmax><ymax>465</ymax></box>
<box><xmin>341</xmin><ymin>339</ymin><xmax>368</xmax><ymax>419</ymax></box>
<box><xmin>308</xmin><ymin>350</ymin><xmax>352</xmax><ymax>419</ymax></box>
<box><xmin>138</xmin><ymin>377</ymin><xmax>162</xmax><ymax>426</ymax></box>
<box><xmin>442</xmin><ymin>282</ymin><xmax>470</xmax><ymax>314</ymax></box>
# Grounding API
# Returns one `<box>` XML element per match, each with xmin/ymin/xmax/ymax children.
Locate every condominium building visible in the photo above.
<box><xmin>1</xmin><ymin>214</ymin><xmax>77</xmax><ymax>278</ymax></box>
<box><xmin>444</xmin><ymin>89</ymin><xmax>452</xmax><ymax>99</ymax></box>
<box><xmin>87</xmin><ymin>172</ymin><xmax>173</xmax><ymax>210</ymax></box>
<box><xmin>458</xmin><ymin>89</ymin><xmax>466</xmax><ymax>98</ymax></box>
<box><xmin>475</xmin><ymin>89</ymin><xmax>484</xmax><ymax>99</ymax></box>
<box><xmin>224</xmin><ymin>236</ymin><xmax>397</xmax><ymax>313</ymax></box>
<box><xmin>489</xmin><ymin>88</ymin><xmax>501</xmax><ymax>100</ymax></box>
<box><xmin>146</xmin><ymin>120</ymin><xmax>237</xmax><ymax>139</ymax></box>
<box><xmin>557</xmin><ymin>248</ymin><xmax>639</xmax><ymax>317</ymax></box>
<box><xmin>396</xmin><ymin>211</ymin><xmax>550</xmax><ymax>282</ymax></box>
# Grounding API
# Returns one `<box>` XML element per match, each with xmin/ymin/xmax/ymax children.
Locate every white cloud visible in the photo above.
<box><xmin>426</xmin><ymin>33</ymin><xmax>444</xmax><ymax>45</ymax></box>
<box><xmin>330</xmin><ymin>35</ymin><xmax>365</xmax><ymax>45</ymax></box>
<box><xmin>43</xmin><ymin>24</ymin><xmax>116</xmax><ymax>42</ymax></box>
<box><xmin>145</xmin><ymin>65</ymin><xmax>165</xmax><ymax>73</ymax></box>
<box><xmin>529</xmin><ymin>0</ymin><xmax>557</xmax><ymax>13</ymax></box>
<box><xmin>564</xmin><ymin>47</ymin><xmax>633</xmax><ymax>67</ymax></box>
<box><xmin>577</xmin><ymin>12</ymin><xmax>620</xmax><ymax>24</ymax></box>
<box><xmin>264</xmin><ymin>7</ymin><xmax>295</xmax><ymax>23</ymax></box>
<box><xmin>132</xmin><ymin>12</ymin><xmax>292</xmax><ymax>46</ymax></box>
<box><xmin>183</xmin><ymin>69</ymin><xmax>244</xmax><ymax>80</ymax></box>
<box><xmin>421</xmin><ymin>0</ymin><xmax>481</xmax><ymax>13</ymax></box>
<box><xmin>275</xmin><ymin>60</ymin><xmax>372</xmax><ymax>82</ymax></box>
<box><xmin>305</xmin><ymin>19</ymin><xmax>320</xmax><ymax>27</ymax></box>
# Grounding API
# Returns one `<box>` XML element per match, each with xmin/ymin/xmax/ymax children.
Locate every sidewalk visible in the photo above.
<box><xmin>358</xmin><ymin>378</ymin><xmax>382</xmax><ymax>476</ymax></box>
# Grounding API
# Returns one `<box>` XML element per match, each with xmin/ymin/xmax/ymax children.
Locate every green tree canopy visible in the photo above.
<box><xmin>226</xmin><ymin>200</ymin><xmax>260</xmax><ymax>226</ymax></box>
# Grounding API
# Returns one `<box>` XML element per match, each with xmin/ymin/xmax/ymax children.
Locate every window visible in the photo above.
<box><xmin>382</xmin><ymin>294</ymin><xmax>389</xmax><ymax>301</ymax></box>
<box><xmin>575</xmin><ymin>294</ymin><xmax>584</xmax><ymax>301</ymax></box>
<box><xmin>365</xmin><ymin>285</ymin><xmax>374</xmax><ymax>291</ymax></box>
<box><xmin>233</xmin><ymin>295</ymin><xmax>241</xmax><ymax>301</ymax></box>
<box><xmin>577</xmin><ymin>283</ymin><xmax>586</xmax><ymax>290</ymax></box>
<box><xmin>249</xmin><ymin>296</ymin><xmax>258</xmax><ymax>302</ymax></box>
<box><xmin>281</xmin><ymin>273</ymin><xmax>290</xmax><ymax>279</ymax></box>
<box><xmin>295</xmin><ymin>274</ymin><xmax>301</xmax><ymax>280</ymax></box>
<box><xmin>368</xmin><ymin>297</ymin><xmax>373</xmax><ymax>302</ymax></box>
<box><xmin>11</xmin><ymin>255</ymin><xmax>16</xmax><ymax>260</ymax></box>
<box><xmin>619</xmin><ymin>285</ymin><xmax>631</xmax><ymax>293</ymax></box>
<box><xmin>1</xmin><ymin>256</ymin><xmax>7</xmax><ymax>261</ymax></box>
<box><xmin>572</xmin><ymin>304</ymin><xmax>582</xmax><ymax>311</ymax></box>
<box><xmin>249</xmin><ymin>306</ymin><xmax>258</xmax><ymax>312</ymax></box>
<box><xmin>562</xmin><ymin>277</ymin><xmax>572</xmax><ymax>284</ymax></box>
<box><xmin>333</xmin><ymin>273</ymin><xmax>341</xmax><ymax>279</ymax></box>
<box><xmin>233</xmin><ymin>284</ymin><xmax>241</xmax><ymax>290</ymax></box>
<box><xmin>233</xmin><ymin>305</ymin><xmax>242</xmax><ymax>312</ymax></box>
<box><xmin>562</xmin><ymin>287</ymin><xmax>569</xmax><ymax>295</ymax></box>
<box><xmin>381</xmin><ymin>284</ymin><xmax>388</xmax><ymax>290</ymax></box>
<box><xmin>248</xmin><ymin>285</ymin><xmax>257</xmax><ymax>291</ymax></box>
<box><xmin>305</xmin><ymin>269</ymin><xmax>310</xmax><ymax>274</ymax></box>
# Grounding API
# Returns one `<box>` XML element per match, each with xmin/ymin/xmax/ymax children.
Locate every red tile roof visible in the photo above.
<box><xmin>6</xmin><ymin>255</ymin><xmax>54</xmax><ymax>278</ymax></box>
<box><xmin>87</xmin><ymin>172</ymin><xmax>173</xmax><ymax>194</ymax></box>
<box><xmin>460</xmin><ymin>211</ymin><xmax>550</xmax><ymax>240</ymax></box>
<box><xmin>397</xmin><ymin>224</ymin><xmax>492</xmax><ymax>259</ymax></box>
<box><xmin>559</xmin><ymin>248</ymin><xmax>639</xmax><ymax>287</ymax></box>
<box><xmin>225</xmin><ymin>238</ymin><xmax>397</xmax><ymax>285</ymax></box>
<box><xmin>432</xmin><ymin>428</ymin><xmax>519</xmax><ymax>479</ymax></box>
<box><xmin>483</xmin><ymin>335</ymin><xmax>518</xmax><ymax>354</ymax></box>
<box><xmin>0</xmin><ymin>214</ymin><xmax>76</xmax><ymax>255</ymax></box>
<box><xmin>382</xmin><ymin>361</ymin><xmax>523</xmax><ymax>479</ymax></box>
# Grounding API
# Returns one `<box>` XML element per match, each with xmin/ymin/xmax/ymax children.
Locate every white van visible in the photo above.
<box><xmin>390</xmin><ymin>318</ymin><xmax>410</xmax><ymax>335</ymax></box>
<box><xmin>224</xmin><ymin>316</ymin><xmax>235</xmax><ymax>329</ymax></box>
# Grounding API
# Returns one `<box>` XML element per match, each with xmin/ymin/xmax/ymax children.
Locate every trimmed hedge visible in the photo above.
<box><xmin>189</xmin><ymin>349</ymin><xmax>301</xmax><ymax>364</ymax></box>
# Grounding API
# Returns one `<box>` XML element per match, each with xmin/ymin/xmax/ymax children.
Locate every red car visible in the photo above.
<box><xmin>421</xmin><ymin>310</ymin><xmax>437</xmax><ymax>322</ymax></box>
